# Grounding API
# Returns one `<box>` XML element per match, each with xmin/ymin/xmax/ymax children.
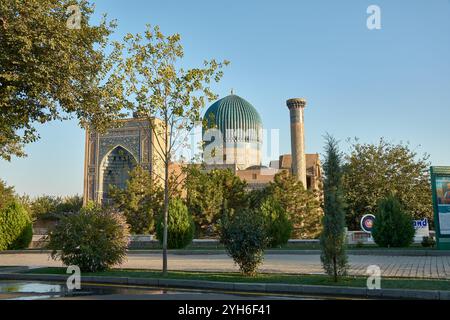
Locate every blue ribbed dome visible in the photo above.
<box><xmin>203</xmin><ymin>94</ymin><xmax>262</xmax><ymax>143</ymax></box>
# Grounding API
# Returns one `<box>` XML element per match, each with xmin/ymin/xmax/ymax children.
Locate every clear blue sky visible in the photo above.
<box><xmin>1</xmin><ymin>0</ymin><xmax>450</xmax><ymax>197</ymax></box>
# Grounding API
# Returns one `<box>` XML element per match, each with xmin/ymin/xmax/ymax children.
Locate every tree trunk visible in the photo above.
<box><xmin>162</xmin><ymin>113</ymin><xmax>170</xmax><ymax>277</ymax></box>
<box><xmin>162</xmin><ymin>157</ymin><xmax>169</xmax><ymax>276</ymax></box>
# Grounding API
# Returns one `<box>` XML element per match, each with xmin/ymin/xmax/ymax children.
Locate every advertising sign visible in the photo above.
<box><xmin>360</xmin><ymin>215</ymin><xmax>430</xmax><ymax>241</ymax></box>
<box><xmin>413</xmin><ymin>218</ymin><xmax>430</xmax><ymax>241</ymax></box>
<box><xmin>434</xmin><ymin>176</ymin><xmax>450</xmax><ymax>235</ymax></box>
<box><xmin>360</xmin><ymin>214</ymin><xmax>375</xmax><ymax>233</ymax></box>
<box><xmin>431</xmin><ymin>167</ymin><xmax>450</xmax><ymax>250</ymax></box>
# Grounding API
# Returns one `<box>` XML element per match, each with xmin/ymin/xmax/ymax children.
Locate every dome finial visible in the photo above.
<box><xmin>231</xmin><ymin>88</ymin><xmax>234</xmax><ymax>95</ymax></box>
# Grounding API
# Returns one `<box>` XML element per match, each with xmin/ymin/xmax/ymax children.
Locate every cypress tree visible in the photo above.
<box><xmin>320</xmin><ymin>134</ymin><xmax>349</xmax><ymax>282</ymax></box>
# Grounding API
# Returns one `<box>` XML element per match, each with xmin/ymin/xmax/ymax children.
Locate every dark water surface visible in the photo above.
<box><xmin>0</xmin><ymin>280</ymin><xmax>323</xmax><ymax>300</ymax></box>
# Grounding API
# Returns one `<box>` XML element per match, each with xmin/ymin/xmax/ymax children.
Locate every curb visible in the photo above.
<box><xmin>2</xmin><ymin>249</ymin><xmax>450</xmax><ymax>256</ymax></box>
<box><xmin>0</xmin><ymin>272</ymin><xmax>448</xmax><ymax>300</ymax></box>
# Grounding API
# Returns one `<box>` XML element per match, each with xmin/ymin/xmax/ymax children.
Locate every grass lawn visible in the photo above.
<box><xmin>25</xmin><ymin>267</ymin><xmax>450</xmax><ymax>291</ymax></box>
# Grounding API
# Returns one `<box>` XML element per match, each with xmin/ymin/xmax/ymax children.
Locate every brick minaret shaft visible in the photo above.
<box><xmin>286</xmin><ymin>98</ymin><xmax>307</xmax><ymax>188</ymax></box>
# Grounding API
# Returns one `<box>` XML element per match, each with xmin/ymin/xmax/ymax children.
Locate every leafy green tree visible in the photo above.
<box><xmin>109</xmin><ymin>24</ymin><xmax>228</xmax><ymax>275</ymax></box>
<box><xmin>109</xmin><ymin>166</ymin><xmax>163</xmax><ymax>234</ymax></box>
<box><xmin>342</xmin><ymin>138</ymin><xmax>432</xmax><ymax>230</ymax></box>
<box><xmin>372</xmin><ymin>196</ymin><xmax>415</xmax><ymax>248</ymax></box>
<box><xmin>260</xmin><ymin>197</ymin><xmax>292</xmax><ymax>248</ymax></box>
<box><xmin>0</xmin><ymin>200</ymin><xmax>33</xmax><ymax>250</ymax></box>
<box><xmin>155</xmin><ymin>198</ymin><xmax>195</xmax><ymax>249</ymax></box>
<box><xmin>209</xmin><ymin>169</ymin><xmax>248</xmax><ymax>212</ymax></box>
<box><xmin>266</xmin><ymin>170</ymin><xmax>323</xmax><ymax>239</ymax></box>
<box><xmin>55</xmin><ymin>195</ymin><xmax>83</xmax><ymax>214</ymax></box>
<box><xmin>29</xmin><ymin>195</ymin><xmax>59</xmax><ymax>220</ymax></box>
<box><xmin>24</xmin><ymin>195</ymin><xmax>82</xmax><ymax>221</ymax></box>
<box><xmin>0</xmin><ymin>179</ymin><xmax>15</xmax><ymax>209</ymax></box>
<box><xmin>320</xmin><ymin>135</ymin><xmax>348</xmax><ymax>282</ymax></box>
<box><xmin>220</xmin><ymin>208</ymin><xmax>267</xmax><ymax>276</ymax></box>
<box><xmin>184</xmin><ymin>165</ymin><xmax>223</xmax><ymax>237</ymax></box>
<box><xmin>47</xmin><ymin>202</ymin><xmax>130</xmax><ymax>272</ymax></box>
<box><xmin>0</xmin><ymin>0</ymin><xmax>123</xmax><ymax>160</ymax></box>
<box><xmin>247</xmin><ymin>187</ymin><xmax>271</xmax><ymax>209</ymax></box>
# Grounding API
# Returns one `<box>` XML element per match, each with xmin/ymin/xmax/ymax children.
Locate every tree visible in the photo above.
<box><xmin>210</xmin><ymin>169</ymin><xmax>248</xmax><ymax>213</ymax></box>
<box><xmin>109</xmin><ymin>166</ymin><xmax>163</xmax><ymax>234</ymax></box>
<box><xmin>220</xmin><ymin>208</ymin><xmax>267</xmax><ymax>276</ymax></box>
<box><xmin>184</xmin><ymin>165</ymin><xmax>223</xmax><ymax>237</ymax></box>
<box><xmin>260</xmin><ymin>196</ymin><xmax>292</xmax><ymax>248</ymax></box>
<box><xmin>28</xmin><ymin>195</ymin><xmax>59</xmax><ymax>220</ymax></box>
<box><xmin>372</xmin><ymin>196</ymin><xmax>415</xmax><ymax>248</ymax></box>
<box><xmin>0</xmin><ymin>0</ymin><xmax>123</xmax><ymax>160</ymax></box>
<box><xmin>184</xmin><ymin>167</ymin><xmax>248</xmax><ymax>237</ymax></box>
<box><xmin>24</xmin><ymin>194</ymin><xmax>83</xmax><ymax>221</ymax></box>
<box><xmin>155</xmin><ymin>197</ymin><xmax>195</xmax><ymax>249</ymax></box>
<box><xmin>320</xmin><ymin>134</ymin><xmax>348</xmax><ymax>282</ymax></box>
<box><xmin>266</xmin><ymin>170</ymin><xmax>323</xmax><ymax>239</ymax></box>
<box><xmin>0</xmin><ymin>179</ymin><xmax>15</xmax><ymax>209</ymax></box>
<box><xmin>109</xmin><ymin>25</ymin><xmax>228</xmax><ymax>275</ymax></box>
<box><xmin>55</xmin><ymin>195</ymin><xmax>83</xmax><ymax>215</ymax></box>
<box><xmin>342</xmin><ymin>138</ymin><xmax>432</xmax><ymax>230</ymax></box>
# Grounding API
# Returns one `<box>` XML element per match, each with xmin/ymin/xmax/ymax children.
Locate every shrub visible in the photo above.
<box><xmin>220</xmin><ymin>209</ymin><xmax>268</xmax><ymax>276</ymax></box>
<box><xmin>421</xmin><ymin>236</ymin><xmax>436</xmax><ymax>248</ymax></box>
<box><xmin>155</xmin><ymin>198</ymin><xmax>194</xmax><ymax>249</ymax></box>
<box><xmin>0</xmin><ymin>200</ymin><xmax>33</xmax><ymax>250</ymax></box>
<box><xmin>372</xmin><ymin>196</ymin><xmax>415</xmax><ymax>248</ymax></box>
<box><xmin>260</xmin><ymin>197</ymin><xmax>292</xmax><ymax>248</ymax></box>
<box><xmin>47</xmin><ymin>203</ymin><xmax>130</xmax><ymax>272</ymax></box>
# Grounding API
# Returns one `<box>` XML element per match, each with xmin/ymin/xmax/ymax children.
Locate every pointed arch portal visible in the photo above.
<box><xmin>98</xmin><ymin>145</ymin><xmax>137</xmax><ymax>204</ymax></box>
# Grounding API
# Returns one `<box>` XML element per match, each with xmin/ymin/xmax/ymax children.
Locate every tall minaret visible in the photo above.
<box><xmin>286</xmin><ymin>98</ymin><xmax>307</xmax><ymax>188</ymax></box>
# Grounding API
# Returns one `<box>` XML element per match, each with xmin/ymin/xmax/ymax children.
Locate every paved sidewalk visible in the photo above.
<box><xmin>1</xmin><ymin>253</ymin><xmax>450</xmax><ymax>279</ymax></box>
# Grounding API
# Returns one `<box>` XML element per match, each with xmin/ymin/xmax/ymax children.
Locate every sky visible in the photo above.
<box><xmin>1</xmin><ymin>0</ymin><xmax>450</xmax><ymax>197</ymax></box>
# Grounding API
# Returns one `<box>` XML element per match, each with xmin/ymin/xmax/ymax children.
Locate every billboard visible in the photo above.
<box><xmin>431</xmin><ymin>167</ymin><xmax>450</xmax><ymax>250</ymax></box>
<box><xmin>434</xmin><ymin>176</ymin><xmax>450</xmax><ymax>235</ymax></box>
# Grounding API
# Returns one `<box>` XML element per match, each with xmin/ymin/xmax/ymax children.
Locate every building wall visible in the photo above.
<box><xmin>203</xmin><ymin>143</ymin><xmax>261</xmax><ymax>170</ymax></box>
<box><xmin>83</xmin><ymin>117</ymin><xmax>165</xmax><ymax>205</ymax></box>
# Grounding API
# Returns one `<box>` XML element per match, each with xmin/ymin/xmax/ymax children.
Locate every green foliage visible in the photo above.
<box><xmin>265</xmin><ymin>170</ymin><xmax>323</xmax><ymax>239</ymax></box>
<box><xmin>342</xmin><ymin>138</ymin><xmax>432</xmax><ymax>230</ymax></box>
<box><xmin>421</xmin><ymin>236</ymin><xmax>436</xmax><ymax>248</ymax></box>
<box><xmin>155</xmin><ymin>198</ymin><xmax>194</xmax><ymax>249</ymax></box>
<box><xmin>371</xmin><ymin>196</ymin><xmax>415</xmax><ymax>248</ymax></box>
<box><xmin>0</xmin><ymin>0</ymin><xmax>122</xmax><ymax>160</ymax></box>
<box><xmin>0</xmin><ymin>200</ymin><xmax>33</xmax><ymax>250</ymax></box>
<box><xmin>54</xmin><ymin>195</ymin><xmax>83</xmax><ymax>215</ymax></box>
<box><xmin>320</xmin><ymin>135</ymin><xmax>348</xmax><ymax>282</ymax></box>
<box><xmin>9</xmin><ymin>221</ymin><xmax>33</xmax><ymax>250</ymax></box>
<box><xmin>260</xmin><ymin>197</ymin><xmax>292</xmax><ymax>248</ymax></box>
<box><xmin>0</xmin><ymin>179</ymin><xmax>15</xmax><ymax>209</ymax></box>
<box><xmin>185</xmin><ymin>166</ymin><xmax>247</xmax><ymax>237</ymax></box>
<box><xmin>47</xmin><ymin>203</ymin><xmax>130</xmax><ymax>272</ymax></box>
<box><xmin>29</xmin><ymin>196</ymin><xmax>59</xmax><ymax>219</ymax></box>
<box><xmin>109</xmin><ymin>166</ymin><xmax>163</xmax><ymax>234</ymax></box>
<box><xmin>185</xmin><ymin>166</ymin><xmax>223</xmax><ymax>237</ymax></box>
<box><xmin>210</xmin><ymin>169</ymin><xmax>248</xmax><ymax>212</ymax></box>
<box><xmin>28</xmin><ymin>195</ymin><xmax>83</xmax><ymax>220</ymax></box>
<box><xmin>220</xmin><ymin>209</ymin><xmax>268</xmax><ymax>276</ymax></box>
